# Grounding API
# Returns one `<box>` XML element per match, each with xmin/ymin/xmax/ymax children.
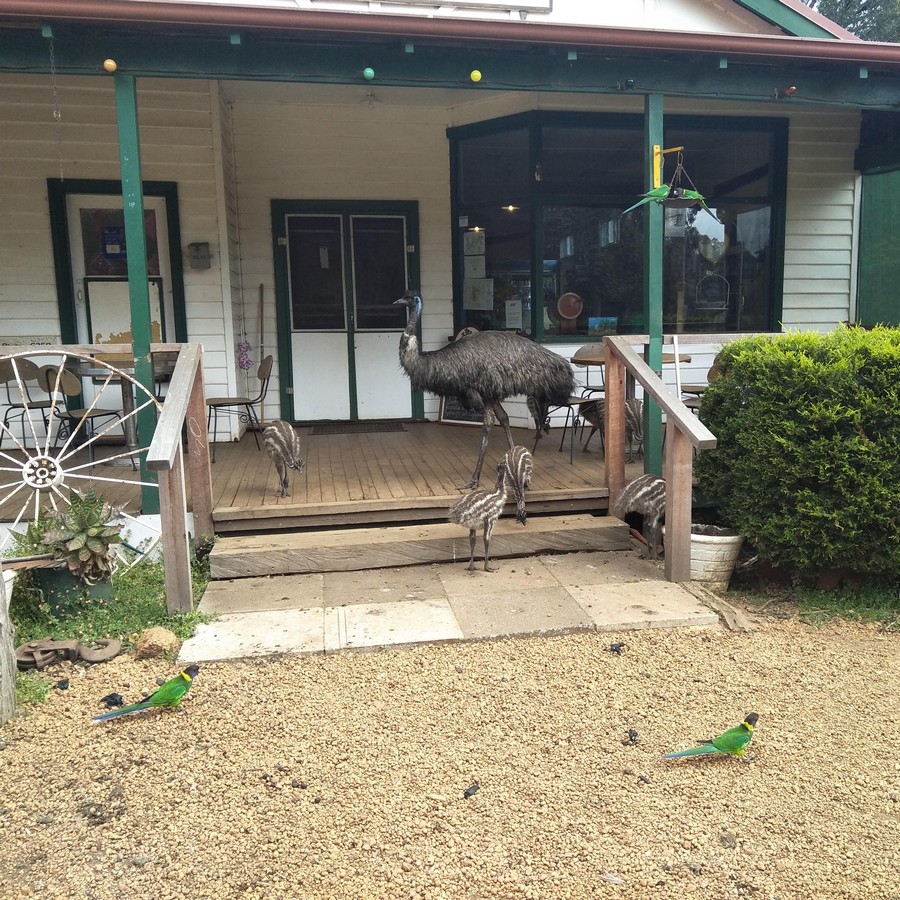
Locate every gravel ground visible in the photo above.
<box><xmin>1</xmin><ymin>617</ymin><xmax>899</xmax><ymax>900</ymax></box>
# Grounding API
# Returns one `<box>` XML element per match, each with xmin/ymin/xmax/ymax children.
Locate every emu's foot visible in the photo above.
<box><xmin>457</xmin><ymin>478</ymin><xmax>480</xmax><ymax>491</ymax></box>
<box><xmin>483</xmin><ymin>563</ymin><xmax>499</xmax><ymax>573</ymax></box>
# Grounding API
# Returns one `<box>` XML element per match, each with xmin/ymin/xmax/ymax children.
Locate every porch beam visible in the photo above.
<box><xmin>2</xmin><ymin>29</ymin><xmax>899</xmax><ymax>110</ymax></box>
<box><xmin>113</xmin><ymin>72</ymin><xmax>159</xmax><ymax>514</ymax></box>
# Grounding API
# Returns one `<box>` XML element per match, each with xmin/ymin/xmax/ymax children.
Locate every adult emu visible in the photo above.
<box><xmin>395</xmin><ymin>291</ymin><xmax>575</xmax><ymax>488</ymax></box>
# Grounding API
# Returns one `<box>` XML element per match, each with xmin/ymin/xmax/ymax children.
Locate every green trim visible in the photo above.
<box><xmin>114</xmin><ymin>73</ymin><xmax>158</xmax><ymax>514</ymax></box>
<box><xmin>270</xmin><ymin>199</ymin><xmax>421</xmax><ymax>421</ymax></box>
<box><xmin>732</xmin><ymin>0</ymin><xmax>840</xmax><ymax>38</ymax></box>
<box><xmin>769</xmin><ymin>118</ymin><xmax>790</xmax><ymax>330</ymax></box>
<box><xmin>1</xmin><ymin>27</ymin><xmax>895</xmax><ymax>110</ymax></box>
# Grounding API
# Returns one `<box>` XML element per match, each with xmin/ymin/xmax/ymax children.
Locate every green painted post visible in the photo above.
<box><xmin>114</xmin><ymin>73</ymin><xmax>159</xmax><ymax>514</ymax></box>
<box><xmin>643</xmin><ymin>93</ymin><xmax>664</xmax><ymax>475</ymax></box>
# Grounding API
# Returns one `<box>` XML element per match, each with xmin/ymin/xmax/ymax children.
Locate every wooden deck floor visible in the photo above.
<box><xmin>1</xmin><ymin>423</ymin><xmax>642</xmax><ymax>534</ymax></box>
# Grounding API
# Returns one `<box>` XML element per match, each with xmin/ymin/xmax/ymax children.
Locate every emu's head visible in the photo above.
<box><xmin>394</xmin><ymin>290</ymin><xmax>422</xmax><ymax>312</ymax></box>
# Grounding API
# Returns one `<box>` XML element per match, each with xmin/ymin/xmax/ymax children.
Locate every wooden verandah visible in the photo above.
<box><xmin>0</xmin><ymin>422</ymin><xmax>642</xmax><ymax>533</ymax></box>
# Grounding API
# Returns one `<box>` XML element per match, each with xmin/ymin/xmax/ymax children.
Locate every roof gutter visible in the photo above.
<box><xmin>3</xmin><ymin>1</ymin><xmax>900</xmax><ymax>68</ymax></box>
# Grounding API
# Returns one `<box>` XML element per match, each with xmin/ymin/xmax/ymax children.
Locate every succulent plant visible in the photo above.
<box><xmin>40</xmin><ymin>490</ymin><xmax>123</xmax><ymax>584</ymax></box>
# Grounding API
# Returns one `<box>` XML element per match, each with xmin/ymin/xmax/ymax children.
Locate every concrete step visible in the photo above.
<box><xmin>209</xmin><ymin>513</ymin><xmax>631</xmax><ymax>579</ymax></box>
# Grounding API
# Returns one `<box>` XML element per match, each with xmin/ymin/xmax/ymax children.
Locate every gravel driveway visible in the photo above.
<box><xmin>1</xmin><ymin>618</ymin><xmax>898</xmax><ymax>899</ymax></box>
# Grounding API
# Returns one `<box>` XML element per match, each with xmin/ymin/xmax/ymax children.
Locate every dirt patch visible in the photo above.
<box><xmin>1</xmin><ymin>618</ymin><xmax>898</xmax><ymax>898</ymax></box>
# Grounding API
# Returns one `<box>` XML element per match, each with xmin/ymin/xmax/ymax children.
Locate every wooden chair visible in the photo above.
<box><xmin>206</xmin><ymin>354</ymin><xmax>273</xmax><ymax>463</ymax></box>
<box><xmin>0</xmin><ymin>357</ymin><xmax>53</xmax><ymax>449</ymax></box>
<box><xmin>37</xmin><ymin>365</ymin><xmax>125</xmax><ymax>465</ymax></box>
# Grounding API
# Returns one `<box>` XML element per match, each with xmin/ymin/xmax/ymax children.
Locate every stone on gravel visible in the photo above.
<box><xmin>134</xmin><ymin>627</ymin><xmax>181</xmax><ymax>660</ymax></box>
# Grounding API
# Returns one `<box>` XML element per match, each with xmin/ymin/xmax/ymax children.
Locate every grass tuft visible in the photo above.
<box><xmin>15</xmin><ymin>670</ymin><xmax>52</xmax><ymax>708</ymax></box>
<box><xmin>9</xmin><ymin>554</ymin><xmax>212</xmax><ymax>648</ymax></box>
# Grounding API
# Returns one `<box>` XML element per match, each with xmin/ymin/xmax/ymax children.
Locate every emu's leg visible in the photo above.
<box><xmin>467</xmin><ymin>528</ymin><xmax>477</xmax><ymax>571</ymax></box>
<box><xmin>483</xmin><ymin>520</ymin><xmax>498</xmax><ymax>572</ymax></box>
<box><xmin>275</xmin><ymin>460</ymin><xmax>289</xmax><ymax>498</ymax></box>
<box><xmin>461</xmin><ymin>411</ymin><xmax>494</xmax><ymax>489</ymax></box>
<box><xmin>492</xmin><ymin>402</ymin><xmax>516</xmax><ymax>450</ymax></box>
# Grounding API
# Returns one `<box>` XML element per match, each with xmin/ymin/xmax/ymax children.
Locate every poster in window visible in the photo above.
<box><xmin>463</xmin><ymin>278</ymin><xmax>494</xmax><ymax>311</ymax></box>
<box><xmin>464</xmin><ymin>255</ymin><xmax>485</xmax><ymax>278</ymax></box>
<box><xmin>463</xmin><ymin>231</ymin><xmax>486</xmax><ymax>256</ymax></box>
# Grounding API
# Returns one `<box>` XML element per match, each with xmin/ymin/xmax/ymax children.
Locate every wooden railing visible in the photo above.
<box><xmin>603</xmin><ymin>335</ymin><xmax>716</xmax><ymax>583</ymax></box>
<box><xmin>146</xmin><ymin>343</ymin><xmax>213</xmax><ymax>613</ymax></box>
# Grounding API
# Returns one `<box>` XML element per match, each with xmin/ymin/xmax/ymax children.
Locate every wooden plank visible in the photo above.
<box><xmin>158</xmin><ymin>446</ymin><xmax>193</xmax><ymax>613</ymax></box>
<box><xmin>663</xmin><ymin>421</ymin><xmax>693</xmax><ymax>584</ymax></box>
<box><xmin>605</xmin><ymin>347</ymin><xmax>627</xmax><ymax>505</ymax></box>
<box><xmin>186</xmin><ymin>354</ymin><xmax>214</xmax><ymax>542</ymax></box>
<box><xmin>209</xmin><ymin>514</ymin><xmax>631</xmax><ymax>578</ymax></box>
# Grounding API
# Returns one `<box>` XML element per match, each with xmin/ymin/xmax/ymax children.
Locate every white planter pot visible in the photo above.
<box><xmin>689</xmin><ymin>525</ymin><xmax>743</xmax><ymax>590</ymax></box>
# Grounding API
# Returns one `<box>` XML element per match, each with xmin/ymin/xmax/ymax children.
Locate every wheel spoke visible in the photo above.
<box><xmin>10</xmin><ymin>359</ymin><xmax>43</xmax><ymax>449</ymax></box>
<box><xmin>0</xmin><ymin>419</ymin><xmax>28</xmax><ymax>457</ymax></box>
<box><xmin>64</xmin><ymin>471</ymin><xmax>159</xmax><ymax>489</ymax></box>
<box><xmin>0</xmin><ymin>487</ymin><xmax>33</xmax><ymax>552</ymax></box>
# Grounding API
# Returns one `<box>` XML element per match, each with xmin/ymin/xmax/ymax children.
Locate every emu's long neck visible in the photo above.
<box><xmin>398</xmin><ymin>296</ymin><xmax>423</xmax><ymax>374</ymax></box>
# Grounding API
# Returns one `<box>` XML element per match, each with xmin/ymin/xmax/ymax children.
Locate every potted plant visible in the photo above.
<box><xmin>13</xmin><ymin>490</ymin><xmax>123</xmax><ymax>610</ymax></box>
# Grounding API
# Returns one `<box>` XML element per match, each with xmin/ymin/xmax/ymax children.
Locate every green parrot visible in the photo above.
<box><xmin>621</xmin><ymin>184</ymin><xmax>671</xmax><ymax>215</ymax></box>
<box><xmin>664</xmin><ymin>712</ymin><xmax>759</xmax><ymax>759</ymax></box>
<box><xmin>677</xmin><ymin>188</ymin><xmax>720</xmax><ymax>221</ymax></box>
<box><xmin>92</xmin><ymin>665</ymin><xmax>200</xmax><ymax>724</ymax></box>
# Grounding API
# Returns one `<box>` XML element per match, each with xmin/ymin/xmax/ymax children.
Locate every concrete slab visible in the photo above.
<box><xmin>435</xmin><ymin>557</ymin><xmax>562</xmax><ymax>597</ymax></box>
<box><xmin>448</xmin><ymin>586</ymin><xmax>594</xmax><ymax>640</ymax></box>
<box><xmin>540</xmin><ymin>550</ymin><xmax>667</xmax><ymax>585</ymax></box>
<box><xmin>199</xmin><ymin>573</ymin><xmax>324</xmax><ymax>614</ymax></box>
<box><xmin>322</xmin><ymin>567</ymin><xmax>446</xmax><ymax>607</ymax></box>
<box><xmin>567</xmin><ymin>581</ymin><xmax>720</xmax><ymax>631</ymax></box>
<box><xmin>327</xmin><ymin>598</ymin><xmax>463</xmax><ymax>650</ymax></box>
<box><xmin>180</xmin><ymin>607</ymin><xmax>325</xmax><ymax>662</ymax></box>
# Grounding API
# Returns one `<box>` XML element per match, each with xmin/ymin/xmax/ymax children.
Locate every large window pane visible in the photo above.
<box><xmin>542</xmin><ymin>126</ymin><xmax>643</xmax><ymax>199</ymax></box>
<box><xmin>663</xmin><ymin>204</ymin><xmax>772</xmax><ymax>332</ymax></box>
<box><xmin>460</xmin><ymin>203</ymin><xmax>533</xmax><ymax>334</ymax></box>
<box><xmin>542</xmin><ymin>206</ymin><xmax>644</xmax><ymax>339</ymax></box>
<box><xmin>459</xmin><ymin>128</ymin><xmax>530</xmax><ymax>206</ymax></box>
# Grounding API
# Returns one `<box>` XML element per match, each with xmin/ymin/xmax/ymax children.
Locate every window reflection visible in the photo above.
<box><xmin>451</xmin><ymin>115</ymin><xmax>782</xmax><ymax>339</ymax></box>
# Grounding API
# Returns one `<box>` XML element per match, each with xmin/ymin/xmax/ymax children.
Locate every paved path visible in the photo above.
<box><xmin>179</xmin><ymin>550</ymin><xmax>720</xmax><ymax>663</ymax></box>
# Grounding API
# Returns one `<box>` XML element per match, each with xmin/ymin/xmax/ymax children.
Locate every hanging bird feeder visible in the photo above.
<box><xmin>621</xmin><ymin>145</ymin><xmax>719</xmax><ymax>221</ymax></box>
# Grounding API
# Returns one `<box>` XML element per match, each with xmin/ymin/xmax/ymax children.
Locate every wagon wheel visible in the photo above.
<box><xmin>0</xmin><ymin>350</ymin><xmax>164</xmax><ymax>570</ymax></box>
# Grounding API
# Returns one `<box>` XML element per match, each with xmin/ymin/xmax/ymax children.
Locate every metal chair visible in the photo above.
<box><xmin>571</xmin><ymin>343</ymin><xmax>606</xmax><ymax>399</ymax></box>
<box><xmin>0</xmin><ymin>357</ymin><xmax>53</xmax><ymax>449</ymax></box>
<box><xmin>37</xmin><ymin>365</ymin><xmax>125</xmax><ymax>465</ymax></box>
<box><xmin>206</xmin><ymin>354</ymin><xmax>273</xmax><ymax>463</ymax></box>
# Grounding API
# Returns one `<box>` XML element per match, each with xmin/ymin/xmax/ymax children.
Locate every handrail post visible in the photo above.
<box><xmin>186</xmin><ymin>356</ymin><xmax>214</xmax><ymax>543</ymax></box>
<box><xmin>604</xmin><ymin>338</ymin><xmax>627</xmax><ymax>505</ymax></box>
<box><xmin>663</xmin><ymin>418</ymin><xmax>693</xmax><ymax>582</ymax></box>
<box><xmin>158</xmin><ymin>444</ymin><xmax>193</xmax><ymax>613</ymax></box>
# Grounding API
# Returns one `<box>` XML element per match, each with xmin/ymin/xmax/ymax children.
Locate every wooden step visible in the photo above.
<box><xmin>209</xmin><ymin>513</ymin><xmax>631</xmax><ymax>579</ymax></box>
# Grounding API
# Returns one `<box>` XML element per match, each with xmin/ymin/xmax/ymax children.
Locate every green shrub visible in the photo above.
<box><xmin>695</xmin><ymin>325</ymin><xmax>900</xmax><ymax>578</ymax></box>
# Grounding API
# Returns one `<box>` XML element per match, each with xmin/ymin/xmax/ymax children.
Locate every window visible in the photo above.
<box><xmin>449</xmin><ymin>113</ymin><xmax>786</xmax><ymax>340</ymax></box>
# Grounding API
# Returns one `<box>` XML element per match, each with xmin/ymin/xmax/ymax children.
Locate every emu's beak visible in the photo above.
<box><xmin>393</xmin><ymin>298</ymin><xmax>404</xmax><ymax>305</ymax></box>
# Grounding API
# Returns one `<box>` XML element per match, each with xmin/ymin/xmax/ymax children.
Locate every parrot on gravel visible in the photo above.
<box><xmin>92</xmin><ymin>665</ymin><xmax>200</xmax><ymax>724</ymax></box>
<box><xmin>663</xmin><ymin>712</ymin><xmax>759</xmax><ymax>759</ymax></box>
<box><xmin>621</xmin><ymin>184</ymin><xmax>672</xmax><ymax>215</ymax></box>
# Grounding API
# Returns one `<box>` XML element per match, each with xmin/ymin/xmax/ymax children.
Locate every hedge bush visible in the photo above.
<box><xmin>694</xmin><ymin>326</ymin><xmax>900</xmax><ymax>578</ymax></box>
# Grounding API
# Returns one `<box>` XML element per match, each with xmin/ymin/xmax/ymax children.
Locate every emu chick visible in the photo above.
<box><xmin>615</xmin><ymin>473</ymin><xmax>665</xmax><ymax>560</ymax></box>
<box><xmin>448</xmin><ymin>462</ymin><xmax>509</xmax><ymax>572</ymax></box>
<box><xmin>504</xmin><ymin>445</ymin><xmax>533</xmax><ymax>526</ymax></box>
<box><xmin>264</xmin><ymin>419</ymin><xmax>305</xmax><ymax>498</ymax></box>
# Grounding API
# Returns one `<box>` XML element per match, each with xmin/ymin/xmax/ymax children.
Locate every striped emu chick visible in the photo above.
<box><xmin>263</xmin><ymin>419</ymin><xmax>305</xmax><ymax>498</ymax></box>
<box><xmin>448</xmin><ymin>461</ymin><xmax>509</xmax><ymax>572</ymax></box>
<box><xmin>504</xmin><ymin>445</ymin><xmax>534</xmax><ymax>526</ymax></box>
<box><xmin>615</xmin><ymin>474</ymin><xmax>666</xmax><ymax>560</ymax></box>
<box><xmin>580</xmin><ymin>398</ymin><xmax>644</xmax><ymax>461</ymax></box>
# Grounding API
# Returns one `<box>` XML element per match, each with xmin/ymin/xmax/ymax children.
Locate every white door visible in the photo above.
<box><xmin>284</xmin><ymin>212</ymin><xmax>413</xmax><ymax>421</ymax></box>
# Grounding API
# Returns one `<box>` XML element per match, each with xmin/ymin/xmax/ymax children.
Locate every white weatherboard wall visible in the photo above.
<box><xmin>0</xmin><ymin>74</ymin><xmax>237</xmax><ymax>415</ymax></box>
<box><xmin>228</xmin><ymin>84</ymin><xmax>454</xmax><ymax>422</ymax></box>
